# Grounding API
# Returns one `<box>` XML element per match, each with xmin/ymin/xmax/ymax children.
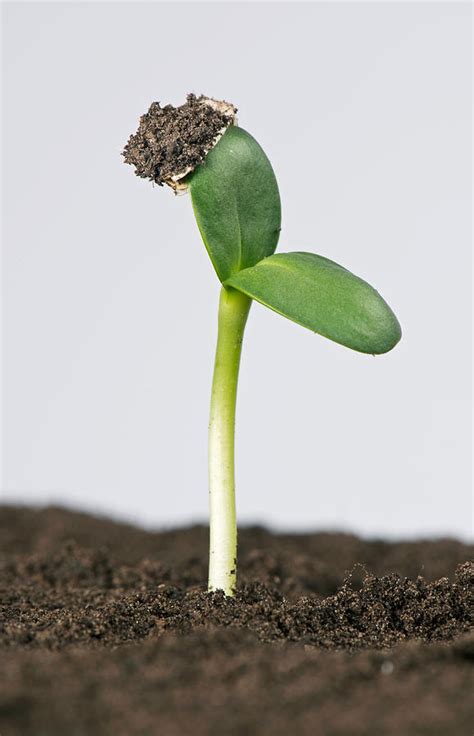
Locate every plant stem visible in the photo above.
<box><xmin>208</xmin><ymin>285</ymin><xmax>252</xmax><ymax>595</ymax></box>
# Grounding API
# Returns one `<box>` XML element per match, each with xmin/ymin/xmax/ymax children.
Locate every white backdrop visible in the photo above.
<box><xmin>2</xmin><ymin>2</ymin><xmax>472</xmax><ymax>539</ymax></box>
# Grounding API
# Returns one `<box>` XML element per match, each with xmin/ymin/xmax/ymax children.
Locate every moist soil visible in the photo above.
<box><xmin>122</xmin><ymin>93</ymin><xmax>235</xmax><ymax>186</ymax></box>
<box><xmin>0</xmin><ymin>506</ymin><xmax>472</xmax><ymax>736</ymax></box>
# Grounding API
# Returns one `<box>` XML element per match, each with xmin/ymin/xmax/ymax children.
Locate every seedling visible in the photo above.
<box><xmin>123</xmin><ymin>94</ymin><xmax>401</xmax><ymax>596</ymax></box>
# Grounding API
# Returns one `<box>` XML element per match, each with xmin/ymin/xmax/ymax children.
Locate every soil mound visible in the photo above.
<box><xmin>0</xmin><ymin>506</ymin><xmax>472</xmax><ymax>736</ymax></box>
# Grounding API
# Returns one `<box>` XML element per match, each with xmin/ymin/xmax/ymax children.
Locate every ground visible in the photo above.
<box><xmin>0</xmin><ymin>506</ymin><xmax>472</xmax><ymax>735</ymax></box>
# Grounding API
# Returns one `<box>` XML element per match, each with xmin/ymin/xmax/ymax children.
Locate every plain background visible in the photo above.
<box><xmin>2</xmin><ymin>2</ymin><xmax>472</xmax><ymax>539</ymax></box>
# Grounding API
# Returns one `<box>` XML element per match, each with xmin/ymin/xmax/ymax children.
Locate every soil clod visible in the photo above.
<box><xmin>122</xmin><ymin>94</ymin><xmax>236</xmax><ymax>190</ymax></box>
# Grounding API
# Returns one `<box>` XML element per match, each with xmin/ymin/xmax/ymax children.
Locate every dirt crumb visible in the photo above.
<box><xmin>122</xmin><ymin>93</ymin><xmax>236</xmax><ymax>189</ymax></box>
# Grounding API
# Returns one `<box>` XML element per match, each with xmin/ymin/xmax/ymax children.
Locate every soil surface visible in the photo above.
<box><xmin>122</xmin><ymin>93</ymin><xmax>236</xmax><ymax>187</ymax></box>
<box><xmin>0</xmin><ymin>505</ymin><xmax>472</xmax><ymax>736</ymax></box>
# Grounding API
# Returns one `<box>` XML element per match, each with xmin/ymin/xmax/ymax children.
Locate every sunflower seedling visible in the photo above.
<box><xmin>123</xmin><ymin>94</ymin><xmax>401</xmax><ymax>596</ymax></box>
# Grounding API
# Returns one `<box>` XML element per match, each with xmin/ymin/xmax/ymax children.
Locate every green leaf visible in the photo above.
<box><xmin>188</xmin><ymin>126</ymin><xmax>281</xmax><ymax>282</ymax></box>
<box><xmin>225</xmin><ymin>252</ymin><xmax>402</xmax><ymax>354</ymax></box>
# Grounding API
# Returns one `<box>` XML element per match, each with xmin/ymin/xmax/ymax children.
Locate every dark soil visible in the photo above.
<box><xmin>0</xmin><ymin>506</ymin><xmax>472</xmax><ymax>736</ymax></box>
<box><xmin>122</xmin><ymin>93</ymin><xmax>236</xmax><ymax>186</ymax></box>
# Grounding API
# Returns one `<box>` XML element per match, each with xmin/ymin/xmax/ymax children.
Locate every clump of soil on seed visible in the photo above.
<box><xmin>0</xmin><ymin>506</ymin><xmax>472</xmax><ymax>736</ymax></box>
<box><xmin>122</xmin><ymin>93</ymin><xmax>236</xmax><ymax>188</ymax></box>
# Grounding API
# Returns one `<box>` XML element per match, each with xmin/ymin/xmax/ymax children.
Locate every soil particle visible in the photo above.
<box><xmin>122</xmin><ymin>93</ymin><xmax>236</xmax><ymax>188</ymax></box>
<box><xmin>0</xmin><ymin>506</ymin><xmax>472</xmax><ymax>736</ymax></box>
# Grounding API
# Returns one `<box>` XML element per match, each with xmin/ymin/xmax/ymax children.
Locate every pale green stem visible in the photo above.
<box><xmin>208</xmin><ymin>285</ymin><xmax>252</xmax><ymax>595</ymax></box>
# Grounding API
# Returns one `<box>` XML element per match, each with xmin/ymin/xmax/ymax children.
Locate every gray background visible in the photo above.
<box><xmin>2</xmin><ymin>2</ymin><xmax>472</xmax><ymax>539</ymax></box>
